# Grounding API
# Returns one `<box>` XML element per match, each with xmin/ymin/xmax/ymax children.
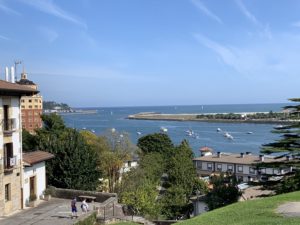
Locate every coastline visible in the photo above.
<box><xmin>127</xmin><ymin>112</ymin><xmax>296</xmax><ymax>124</ymax></box>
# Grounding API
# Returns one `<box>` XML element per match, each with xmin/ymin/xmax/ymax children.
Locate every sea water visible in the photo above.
<box><xmin>61</xmin><ymin>103</ymin><xmax>287</xmax><ymax>156</ymax></box>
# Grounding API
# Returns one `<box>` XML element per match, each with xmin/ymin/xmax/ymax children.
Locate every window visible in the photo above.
<box><xmin>21</xmin><ymin>105</ymin><xmax>25</xmax><ymax>109</ymax></box>
<box><xmin>28</xmin><ymin>111</ymin><xmax>32</xmax><ymax>115</ymax></box>
<box><xmin>28</xmin><ymin>99</ymin><xmax>32</xmax><ymax>103</ymax></box>
<box><xmin>35</xmin><ymin>105</ymin><xmax>38</xmax><ymax>109</ymax></box>
<box><xmin>207</xmin><ymin>163</ymin><xmax>212</xmax><ymax>170</ymax></box>
<box><xmin>35</xmin><ymin>99</ymin><xmax>38</xmax><ymax>102</ymax></box>
<box><xmin>21</xmin><ymin>99</ymin><xmax>25</xmax><ymax>103</ymax></box>
<box><xmin>197</xmin><ymin>161</ymin><xmax>202</xmax><ymax>169</ymax></box>
<box><xmin>238</xmin><ymin>166</ymin><xmax>243</xmax><ymax>173</ymax></box>
<box><xmin>249</xmin><ymin>167</ymin><xmax>255</xmax><ymax>174</ymax></box>
<box><xmin>29</xmin><ymin>105</ymin><xmax>32</xmax><ymax>109</ymax></box>
<box><xmin>227</xmin><ymin>165</ymin><xmax>233</xmax><ymax>172</ymax></box>
<box><xmin>5</xmin><ymin>184</ymin><xmax>11</xmax><ymax>201</ymax></box>
<box><xmin>4</xmin><ymin>143</ymin><xmax>13</xmax><ymax>169</ymax></box>
<box><xmin>217</xmin><ymin>164</ymin><xmax>222</xmax><ymax>171</ymax></box>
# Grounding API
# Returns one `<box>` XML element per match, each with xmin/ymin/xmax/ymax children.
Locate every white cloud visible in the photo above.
<box><xmin>190</xmin><ymin>0</ymin><xmax>223</xmax><ymax>24</ymax></box>
<box><xmin>20</xmin><ymin>0</ymin><xmax>86</xmax><ymax>28</ymax></box>
<box><xmin>0</xmin><ymin>34</ymin><xmax>10</xmax><ymax>41</ymax></box>
<box><xmin>0</xmin><ymin>1</ymin><xmax>21</xmax><ymax>15</ymax></box>
<box><xmin>235</xmin><ymin>0</ymin><xmax>272</xmax><ymax>39</ymax></box>
<box><xmin>38</xmin><ymin>27</ymin><xmax>58</xmax><ymax>43</ymax></box>
<box><xmin>194</xmin><ymin>33</ymin><xmax>300</xmax><ymax>77</ymax></box>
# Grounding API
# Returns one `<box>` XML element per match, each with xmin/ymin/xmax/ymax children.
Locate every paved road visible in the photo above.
<box><xmin>277</xmin><ymin>202</ymin><xmax>300</xmax><ymax>217</ymax></box>
<box><xmin>0</xmin><ymin>198</ymin><xmax>95</xmax><ymax>225</ymax></box>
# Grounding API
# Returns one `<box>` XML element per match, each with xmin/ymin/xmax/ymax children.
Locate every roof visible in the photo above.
<box><xmin>193</xmin><ymin>153</ymin><xmax>286</xmax><ymax>165</ymax></box>
<box><xmin>16</xmin><ymin>78</ymin><xmax>36</xmax><ymax>85</ymax></box>
<box><xmin>200</xmin><ymin>146</ymin><xmax>213</xmax><ymax>152</ymax></box>
<box><xmin>23</xmin><ymin>151</ymin><xmax>54</xmax><ymax>166</ymax></box>
<box><xmin>0</xmin><ymin>79</ymin><xmax>38</xmax><ymax>96</ymax></box>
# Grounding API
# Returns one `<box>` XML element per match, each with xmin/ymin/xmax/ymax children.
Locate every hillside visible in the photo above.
<box><xmin>180</xmin><ymin>191</ymin><xmax>300</xmax><ymax>225</ymax></box>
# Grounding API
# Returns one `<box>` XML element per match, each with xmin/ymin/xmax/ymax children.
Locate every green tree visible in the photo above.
<box><xmin>34</xmin><ymin>114</ymin><xmax>100</xmax><ymax>190</ymax></box>
<box><xmin>137</xmin><ymin>133</ymin><xmax>173</xmax><ymax>156</ymax></box>
<box><xmin>206</xmin><ymin>173</ymin><xmax>241</xmax><ymax>210</ymax></box>
<box><xmin>22</xmin><ymin>129</ymin><xmax>37</xmax><ymax>152</ymax></box>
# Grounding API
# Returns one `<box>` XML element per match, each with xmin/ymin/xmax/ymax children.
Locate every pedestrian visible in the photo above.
<box><xmin>71</xmin><ymin>197</ymin><xmax>78</xmax><ymax>218</ymax></box>
<box><xmin>81</xmin><ymin>198</ymin><xmax>89</xmax><ymax>213</ymax></box>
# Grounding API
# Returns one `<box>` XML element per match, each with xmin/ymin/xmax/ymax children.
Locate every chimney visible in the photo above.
<box><xmin>5</xmin><ymin>67</ymin><xmax>9</xmax><ymax>81</ymax></box>
<box><xmin>240</xmin><ymin>152</ymin><xmax>244</xmax><ymax>158</ymax></box>
<box><xmin>217</xmin><ymin>152</ymin><xmax>221</xmax><ymax>158</ymax></box>
<box><xmin>246</xmin><ymin>151</ymin><xmax>252</xmax><ymax>155</ymax></box>
<box><xmin>259</xmin><ymin>154</ymin><xmax>264</xmax><ymax>162</ymax></box>
<box><xmin>10</xmin><ymin>66</ymin><xmax>15</xmax><ymax>83</ymax></box>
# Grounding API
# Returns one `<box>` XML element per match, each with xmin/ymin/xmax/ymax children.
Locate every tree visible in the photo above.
<box><xmin>34</xmin><ymin>114</ymin><xmax>101</xmax><ymax>190</ymax></box>
<box><xmin>260</xmin><ymin>98</ymin><xmax>300</xmax><ymax>189</ymax></box>
<box><xmin>22</xmin><ymin>129</ymin><xmax>37</xmax><ymax>152</ymax></box>
<box><xmin>137</xmin><ymin>133</ymin><xmax>173</xmax><ymax>157</ymax></box>
<box><xmin>206</xmin><ymin>173</ymin><xmax>241</xmax><ymax>210</ymax></box>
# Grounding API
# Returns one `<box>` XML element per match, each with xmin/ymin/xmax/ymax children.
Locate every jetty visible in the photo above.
<box><xmin>127</xmin><ymin>112</ymin><xmax>298</xmax><ymax>124</ymax></box>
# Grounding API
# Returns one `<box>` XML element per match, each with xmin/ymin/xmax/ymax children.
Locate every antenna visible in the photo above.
<box><xmin>14</xmin><ymin>60</ymin><xmax>22</xmax><ymax>81</ymax></box>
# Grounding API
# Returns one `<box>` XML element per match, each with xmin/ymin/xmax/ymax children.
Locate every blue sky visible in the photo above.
<box><xmin>0</xmin><ymin>0</ymin><xmax>299</xmax><ymax>107</ymax></box>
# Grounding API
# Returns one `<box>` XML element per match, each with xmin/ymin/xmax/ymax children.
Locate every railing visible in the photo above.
<box><xmin>4</xmin><ymin>156</ymin><xmax>16</xmax><ymax>171</ymax></box>
<box><xmin>3</xmin><ymin>118</ymin><xmax>16</xmax><ymax>134</ymax></box>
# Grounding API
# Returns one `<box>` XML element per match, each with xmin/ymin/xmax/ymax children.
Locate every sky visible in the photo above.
<box><xmin>0</xmin><ymin>0</ymin><xmax>299</xmax><ymax>107</ymax></box>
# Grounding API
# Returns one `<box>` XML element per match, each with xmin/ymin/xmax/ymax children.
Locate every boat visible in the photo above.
<box><xmin>217</xmin><ymin>128</ymin><xmax>222</xmax><ymax>132</ymax></box>
<box><xmin>274</xmin><ymin>125</ymin><xmax>284</xmax><ymax>129</ymax></box>
<box><xmin>82</xmin><ymin>127</ymin><xmax>86</xmax><ymax>130</ymax></box>
<box><xmin>91</xmin><ymin>129</ymin><xmax>95</xmax><ymax>133</ymax></box>
<box><xmin>224</xmin><ymin>132</ymin><xmax>233</xmax><ymax>140</ymax></box>
<box><xmin>137</xmin><ymin>131</ymin><xmax>142</xmax><ymax>135</ymax></box>
<box><xmin>160</xmin><ymin>127</ymin><xmax>168</xmax><ymax>133</ymax></box>
<box><xmin>247</xmin><ymin>132</ymin><xmax>253</xmax><ymax>134</ymax></box>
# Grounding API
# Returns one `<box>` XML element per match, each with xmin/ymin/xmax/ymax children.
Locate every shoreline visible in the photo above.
<box><xmin>127</xmin><ymin>113</ymin><xmax>296</xmax><ymax>124</ymax></box>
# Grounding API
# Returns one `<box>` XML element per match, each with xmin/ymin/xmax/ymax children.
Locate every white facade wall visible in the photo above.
<box><xmin>23</xmin><ymin>162</ymin><xmax>46</xmax><ymax>206</ymax></box>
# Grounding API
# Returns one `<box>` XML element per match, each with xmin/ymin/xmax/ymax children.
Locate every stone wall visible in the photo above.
<box><xmin>49</xmin><ymin>186</ymin><xmax>117</xmax><ymax>203</ymax></box>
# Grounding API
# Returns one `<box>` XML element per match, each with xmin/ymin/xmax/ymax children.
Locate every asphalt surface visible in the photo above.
<box><xmin>0</xmin><ymin>198</ymin><xmax>95</xmax><ymax>225</ymax></box>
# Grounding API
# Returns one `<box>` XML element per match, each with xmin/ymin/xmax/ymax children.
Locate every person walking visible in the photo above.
<box><xmin>71</xmin><ymin>197</ymin><xmax>78</xmax><ymax>218</ymax></box>
<box><xmin>81</xmin><ymin>198</ymin><xmax>89</xmax><ymax>213</ymax></box>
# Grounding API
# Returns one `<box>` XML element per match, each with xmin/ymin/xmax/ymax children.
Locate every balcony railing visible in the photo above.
<box><xmin>3</xmin><ymin>118</ymin><xmax>16</xmax><ymax>134</ymax></box>
<box><xmin>4</xmin><ymin>156</ymin><xmax>17</xmax><ymax>172</ymax></box>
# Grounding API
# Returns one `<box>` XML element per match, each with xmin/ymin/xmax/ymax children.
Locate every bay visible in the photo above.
<box><xmin>61</xmin><ymin>103</ymin><xmax>286</xmax><ymax>156</ymax></box>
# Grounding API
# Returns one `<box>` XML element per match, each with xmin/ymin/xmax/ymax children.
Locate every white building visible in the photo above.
<box><xmin>193</xmin><ymin>152</ymin><xmax>292</xmax><ymax>182</ymax></box>
<box><xmin>22</xmin><ymin>151</ymin><xmax>54</xmax><ymax>206</ymax></box>
<box><xmin>0</xmin><ymin>78</ymin><xmax>38</xmax><ymax>216</ymax></box>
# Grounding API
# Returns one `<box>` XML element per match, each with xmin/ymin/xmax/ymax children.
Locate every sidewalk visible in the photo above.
<box><xmin>0</xmin><ymin>198</ymin><xmax>95</xmax><ymax>225</ymax></box>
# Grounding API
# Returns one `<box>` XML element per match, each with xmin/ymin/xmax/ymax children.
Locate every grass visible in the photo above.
<box><xmin>180</xmin><ymin>191</ymin><xmax>300</xmax><ymax>225</ymax></box>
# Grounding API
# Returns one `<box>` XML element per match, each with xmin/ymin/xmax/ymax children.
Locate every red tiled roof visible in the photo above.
<box><xmin>0</xmin><ymin>80</ymin><xmax>38</xmax><ymax>95</ymax></box>
<box><xmin>23</xmin><ymin>151</ymin><xmax>54</xmax><ymax>166</ymax></box>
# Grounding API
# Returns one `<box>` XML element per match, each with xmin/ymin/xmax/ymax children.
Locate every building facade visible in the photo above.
<box><xmin>17</xmin><ymin>72</ymin><xmax>43</xmax><ymax>133</ymax></box>
<box><xmin>0</xmin><ymin>80</ymin><xmax>38</xmax><ymax>216</ymax></box>
<box><xmin>23</xmin><ymin>151</ymin><xmax>54</xmax><ymax>207</ymax></box>
<box><xmin>193</xmin><ymin>152</ymin><xmax>291</xmax><ymax>182</ymax></box>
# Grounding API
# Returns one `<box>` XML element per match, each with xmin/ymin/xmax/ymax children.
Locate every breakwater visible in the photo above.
<box><xmin>127</xmin><ymin>112</ymin><xmax>296</xmax><ymax>124</ymax></box>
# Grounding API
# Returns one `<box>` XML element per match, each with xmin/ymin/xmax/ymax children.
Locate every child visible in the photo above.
<box><xmin>71</xmin><ymin>197</ymin><xmax>78</xmax><ymax>218</ymax></box>
<box><xmin>81</xmin><ymin>198</ymin><xmax>89</xmax><ymax>213</ymax></box>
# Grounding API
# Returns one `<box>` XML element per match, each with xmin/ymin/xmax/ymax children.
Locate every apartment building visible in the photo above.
<box><xmin>193</xmin><ymin>151</ymin><xmax>292</xmax><ymax>182</ymax></box>
<box><xmin>16</xmin><ymin>72</ymin><xmax>43</xmax><ymax>133</ymax></box>
<box><xmin>0</xmin><ymin>79</ymin><xmax>38</xmax><ymax>216</ymax></box>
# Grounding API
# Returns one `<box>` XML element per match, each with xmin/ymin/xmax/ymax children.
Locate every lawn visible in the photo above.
<box><xmin>180</xmin><ymin>191</ymin><xmax>300</xmax><ymax>225</ymax></box>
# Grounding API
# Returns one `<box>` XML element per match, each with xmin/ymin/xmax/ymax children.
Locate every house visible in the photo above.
<box><xmin>23</xmin><ymin>151</ymin><xmax>54</xmax><ymax>206</ymax></box>
<box><xmin>17</xmin><ymin>71</ymin><xmax>43</xmax><ymax>133</ymax></box>
<box><xmin>0</xmin><ymin>78</ymin><xmax>38</xmax><ymax>216</ymax></box>
<box><xmin>193</xmin><ymin>151</ymin><xmax>292</xmax><ymax>182</ymax></box>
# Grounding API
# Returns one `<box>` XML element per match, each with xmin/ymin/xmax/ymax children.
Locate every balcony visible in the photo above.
<box><xmin>3</xmin><ymin>118</ymin><xmax>16</xmax><ymax>135</ymax></box>
<box><xmin>4</xmin><ymin>156</ymin><xmax>17</xmax><ymax>173</ymax></box>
